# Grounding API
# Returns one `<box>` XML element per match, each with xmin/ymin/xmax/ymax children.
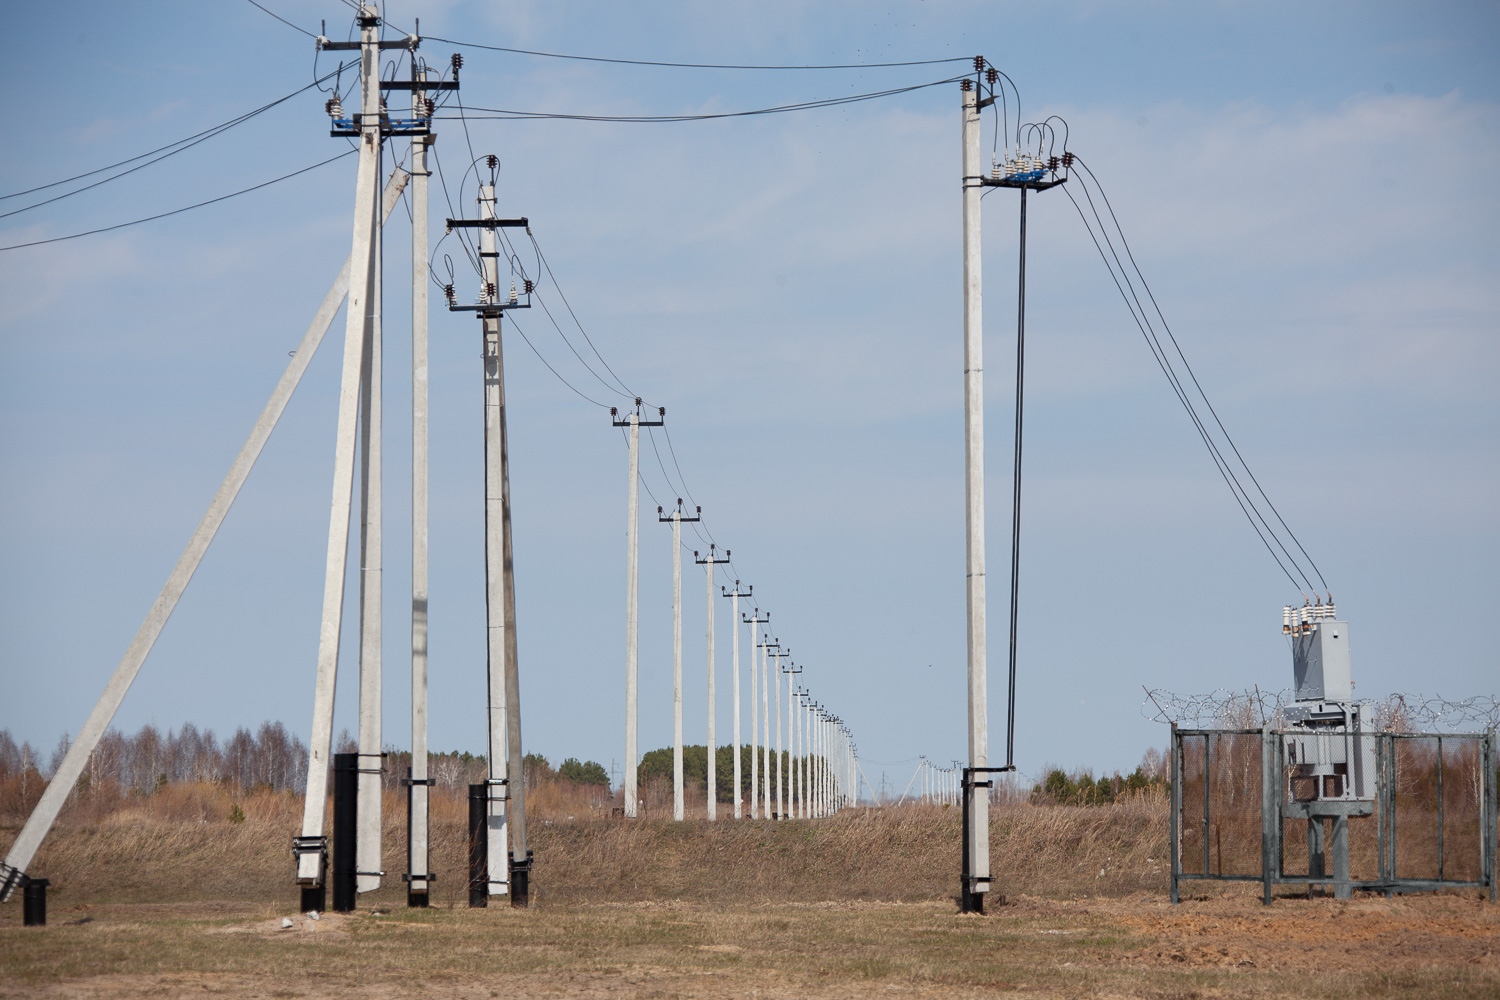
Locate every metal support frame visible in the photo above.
<box><xmin>1170</xmin><ymin>727</ymin><xmax>1497</xmax><ymax>904</ymax></box>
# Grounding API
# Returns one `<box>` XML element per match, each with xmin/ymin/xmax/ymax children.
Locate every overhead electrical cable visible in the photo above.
<box><xmin>438</xmin><ymin>76</ymin><xmax>966</xmax><ymax>124</ymax></box>
<box><xmin>1072</xmin><ymin>156</ymin><xmax>1330</xmax><ymax>597</ymax></box>
<box><xmin>426</xmin><ymin>37</ymin><xmax>971</xmax><ymax>71</ymax></box>
<box><xmin>525</xmin><ymin>231</ymin><xmax>641</xmax><ymax>403</ymax></box>
<box><xmin>0</xmin><ymin>63</ymin><xmax>355</xmax><ymax>207</ymax></box>
<box><xmin>1058</xmin><ymin>170</ymin><xmax>1315</xmax><ymax>597</ymax></box>
<box><xmin>242</xmin><ymin>0</ymin><xmax>317</xmax><ymax>38</ymax></box>
<box><xmin>1066</xmin><ymin>164</ymin><xmax>1317</xmax><ymax>595</ymax></box>
<box><xmin>0</xmin><ymin>150</ymin><xmax>355</xmax><ymax>253</ymax></box>
<box><xmin>505</xmin><ymin>315</ymin><xmax>613</xmax><ymax>409</ymax></box>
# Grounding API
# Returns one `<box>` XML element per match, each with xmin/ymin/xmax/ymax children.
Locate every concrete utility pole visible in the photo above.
<box><xmin>660</xmin><ymin>501</ymin><xmax>700</xmax><ymax>821</ymax></box>
<box><xmin>768</xmin><ymin>646</ymin><xmax>790</xmax><ymax>818</ymax></box>
<box><xmin>0</xmin><ymin>166</ymin><xmax>411</xmax><ymax>905</ymax></box>
<box><xmin>762</xmin><ymin>638</ymin><xmax>777</xmax><ymax>816</ymax></box>
<box><xmin>406</xmin><ymin>67</ymin><xmax>431</xmax><ymax>908</ymax></box>
<box><xmin>695</xmin><ymin>545</ymin><xmax>731</xmax><ymax>820</ymax></box>
<box><xmin>959</xmin><ymin>60</ymin><xmax>1067</xmax><ymax>913</ymax></box>
<box><xmin>297</xmin><ymin>5</ymin><xmax>387</xmax><ymax>902</ymax></box>
<box><xmin>612</xmin><ymin>401</ymin><xmax>663</xmax><ymax>819</ymax></box>
<box><xmin>785</xmin><ymin>661</ymin><xmax>803</xmax><ymax>817</ymax></box>
<box><xmin>959</xmin><ymin>67</ymin><xmax>992</xmax><ymax>914</ymax></box>
<box><xmin>816</xmin><ymin>707</ymin><xmax>828</xmax><ymax>815</ymax></box>
<box><xmin>444</xmin><ymin>155</ymin><xmax>533</xmax><ymax>904</ymax></box>
<box><xmin>796</xmin><ymin>689</ymin><xmax>809</xmax><ymax>818</ymax></box>
<box><xmin>724</xmin><ymin>584</ymin><xmax>754</xmax><ymax>819</ymax></box>
<box><xmin>355</xmin><ymin>112</ymin><xmax>385</xmax><ymax>899</ymax></box>
<box><xmin>747</xmin><ymin>618</ymin><xmax>771</xmax><ymax>819</ymax></box>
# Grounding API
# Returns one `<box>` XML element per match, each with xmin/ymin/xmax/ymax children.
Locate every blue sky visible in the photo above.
<box><xmin>1</xmin><ymin>1</ymin><xmax>1495</xmax><ymax>795</ymax></box>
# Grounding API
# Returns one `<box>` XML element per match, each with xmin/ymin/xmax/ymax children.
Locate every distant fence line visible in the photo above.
<box><xmin>1142</xmin><ymin>690</ymin><xmax>1500</xmax><ymax>732</ymax></box>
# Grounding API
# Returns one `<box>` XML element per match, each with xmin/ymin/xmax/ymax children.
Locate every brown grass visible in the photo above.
<box><xmin>4</xmin><ymin>785</ymin><xmax>1497</xmax><ymax>998</ymax></box>
<box><xmin>2</xmin><ymin>781</ymin><xmax>1170</xmax><ymax>907</ymax></box>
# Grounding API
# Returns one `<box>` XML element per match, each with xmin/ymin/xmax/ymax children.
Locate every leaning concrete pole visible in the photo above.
<box><xmin>355</xmin><ymin>132</ymin><xmax>385</xmax><ymax>898</ymax></box>
<box><xmin>961</xmin><ymin>76</ymin><xmax>992</xmax><ymax>907</ymax></box>
<box><xmin>0</xmin><ymin>169</ymin><xmax>408</xmax><ymax>899</ymax></box>
<box><xmin>407</xmin><ymin>77</ymin><xmax>431</xmax><ymax>906</ymax></box>
<box><xmin>624</xmin><ymin>411</ymin><xmax>640</xmax><ymax>817</ymax></box>
<box><xmin>297</xmin><ymin>8</ymin><xmax>385</xmax><ymax>893</ymax></box>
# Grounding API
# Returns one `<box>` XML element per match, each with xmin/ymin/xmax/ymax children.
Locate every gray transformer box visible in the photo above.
<box><xmin>1292</xmin><ymin>620</ymin><xmax>1352</xmax><ymax>702</ymax></box>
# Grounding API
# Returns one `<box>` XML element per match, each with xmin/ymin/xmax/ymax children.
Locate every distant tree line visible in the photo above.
<box><xmin>639</xmin><ymin>745</ymin><xmax>799</xmax><ymax>802</ymax></box>
<box><xmin>1030</xmin><ymin>748</ymin><xmax>1170</xmax><ymax>806</ymax></box>
<box><xmin>0</xmin><ymin>725</ymin><xmax>613</xmax><ymax>797</ymax></box>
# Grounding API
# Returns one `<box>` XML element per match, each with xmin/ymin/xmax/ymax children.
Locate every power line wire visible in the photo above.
<box><xmin>437</xmin><ymin>76</ymin><xmax>965</xmax><ymax>124</ymax></box>
<box><xmin>0</xmin><ymin>64</ymin><xmax>353</xmax><ymax>206</ymax></box>
<box><xmin>0</xmin><ymin>150</ymin><xmax>356</xmax><ymax>253</ymax></box>
<box><xmin>1072</xmin><ymin>156</ymin><xmax>1330</xmax><ymax>597</ymax></box>
<box><xmin>1066</xmin><ymin>165</ymin><xmax>1316</xmax><ymax>595</ymax></box>
<box><xmin>242</xmin><ymin>0</ymin><xmax>316</xmax><ymax>38</ymax></box>
<box><xmin>1058</xmin><ymin>174</ymin><xmax>1311</xmax><ymax>596</ymax></box>
<box><xmin>426</xmin><ymin>37</ymin><xmax>971</xmax><ymax>71</ymax></box>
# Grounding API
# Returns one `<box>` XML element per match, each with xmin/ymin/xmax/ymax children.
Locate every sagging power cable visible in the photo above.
<box><xmin>1059</xmin><ymin>154</ymin><xmax>1329</xmax><ymax>599</ymax></box>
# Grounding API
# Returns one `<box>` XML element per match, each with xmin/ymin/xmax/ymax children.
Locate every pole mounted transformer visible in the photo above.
<box><xmin>959</xmin><ymin>57</ymin><xmax>1070</xmax><ymax>914</ymax></box>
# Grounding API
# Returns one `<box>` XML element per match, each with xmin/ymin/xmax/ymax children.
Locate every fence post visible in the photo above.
<box><xmin>1487</xmin><ymin>730</ymin><xmax>1497</xmax><ymax>903</ymax></box>
<box><xmin>1261</xmin><ymin>726</ymin><xmax>1275</xmax><ymax>906</ymax></box>
<box><xmin>1170</xmin><ymin>724</ymin><xmax>1180</xmax><ymax>905</ymax></box>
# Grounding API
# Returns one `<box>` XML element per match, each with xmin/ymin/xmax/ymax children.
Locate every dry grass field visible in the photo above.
<box><xmin>2</xmin><ymin>783</ymin><xmax>1497</xmax><ymax>998</ymax></box>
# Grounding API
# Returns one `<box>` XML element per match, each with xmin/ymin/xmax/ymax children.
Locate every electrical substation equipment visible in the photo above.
<box><xmin>1280</xmin><ymin>602</ymin><xmax>1376</xmax><ymax>805</ymax></box>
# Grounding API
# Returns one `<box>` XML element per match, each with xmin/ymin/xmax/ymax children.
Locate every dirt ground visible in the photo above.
<box><xmin>3</xmin><ymin>890</ymin><xmax>1496</xmax><ymax>999</ymax></box>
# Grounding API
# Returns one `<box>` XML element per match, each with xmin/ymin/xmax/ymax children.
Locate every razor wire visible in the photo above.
<box><xmin>1142</xmin><ymin>688</ymin><xmax>1500</xmax><ymax>732</ymax></box>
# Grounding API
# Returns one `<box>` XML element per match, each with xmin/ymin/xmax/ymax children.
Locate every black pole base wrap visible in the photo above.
<box><xmin>468</xmin><ymin>783</ymin><xmax>488</xmax><ymax>908</ymax></box>
<box><xmin>300</xmin><ymin>883</ymin><xmax>326</xmax><ymax>914</ymax></box>
<box><xmin>510</xmin><ymin>849</ymin><xmax>534</xmax><ymax>909</ymax></box>
<box><xmin>332</xmin><ymin>752</ymin><xmax>358</xmax><ymax>913</ymax></box>
<box><xmin>22</xmin><ymin>878</ymin><xmax>49</xmax><ymax>927</ymax></box>
<box><xmin>407</xmin><ymin>887</ymin><xmax>429</xmax><ymax>908</ymax></box>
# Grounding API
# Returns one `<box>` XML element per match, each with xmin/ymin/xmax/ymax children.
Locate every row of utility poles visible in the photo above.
<box><xmin>612</xmin><ymin>415</ymin><xmax>859</xmax><ymax>821</ymax></box>
<box><xmin>1</xmin><ymin>14</ymin><xmax>1035</xmax><ymax>929</ymax></box>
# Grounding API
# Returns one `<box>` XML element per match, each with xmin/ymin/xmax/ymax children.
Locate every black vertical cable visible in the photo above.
<box><xmin>1006</xmin><ymin>185</ymin><xmax>1027</xmax><ymax>770</ymax></box>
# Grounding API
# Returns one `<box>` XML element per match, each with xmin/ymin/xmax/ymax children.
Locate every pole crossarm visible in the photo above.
<box><xmin>446</xmin><ymin>218</ymin><xmax>530</xmax><ymax>228</ymax></box>
<box><xmin>612</xmin><ymin>399</ymin><xmax>665</xmax><ymax>428</ymax></box>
